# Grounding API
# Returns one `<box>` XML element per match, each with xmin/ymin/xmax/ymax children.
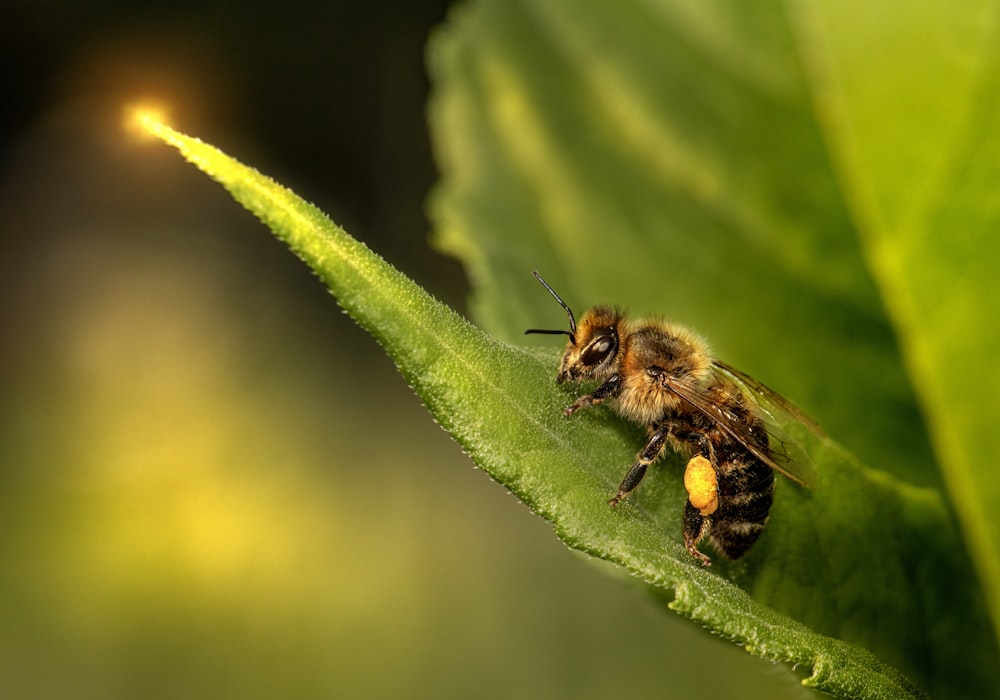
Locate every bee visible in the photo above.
<box><xmin>525</xmin><ymin>271</ymin><xmax>815</xmax><ymax>565</ymax></box>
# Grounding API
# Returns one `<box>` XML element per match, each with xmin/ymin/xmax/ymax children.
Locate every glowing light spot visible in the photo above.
<box><xmin>122</xmin><ymin>100</ymin><xmax>171</xmax><ymax>140</ymax></box>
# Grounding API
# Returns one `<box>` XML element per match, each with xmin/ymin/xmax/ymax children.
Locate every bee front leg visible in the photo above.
<box><xmin>564</xmin><ymin>375</ymin><xmax>622</xmax><ymax>417</ymax></box>
<box><xmin>608</xmin><ymin>426</ymin><xmax>668</xmax><ymax>507</ymax></box>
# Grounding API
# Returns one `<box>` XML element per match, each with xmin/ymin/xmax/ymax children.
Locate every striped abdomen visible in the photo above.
<box><xmin>683</xmin><ymin>433</ymin><xmax>775</xmax><ymax>560</ymax></box>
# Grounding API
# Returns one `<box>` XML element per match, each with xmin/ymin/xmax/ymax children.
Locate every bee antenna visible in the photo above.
<box><xmin>524</xmin><ymin>328</ymin><xmax>573</xmax><ymax>336</ymax></box>
<box><xmin>529</xmin><ymin>270</ymin><xmax>577</xmax><ymax>335</ymax></box>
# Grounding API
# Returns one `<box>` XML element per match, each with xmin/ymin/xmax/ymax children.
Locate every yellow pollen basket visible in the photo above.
<box><xmin>683</xmin><ymin>455</ymin><xmax>718</xmax><ymax>516</ymax></box>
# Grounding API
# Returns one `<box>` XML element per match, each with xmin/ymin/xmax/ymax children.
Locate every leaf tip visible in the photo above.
<box><xmin>122</xmin><ymin>100</ymin><xmax>175</xmax><ymax>142</ymax></box>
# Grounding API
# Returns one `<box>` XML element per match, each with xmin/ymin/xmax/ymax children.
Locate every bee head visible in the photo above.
<box><xmin>555</xmin><ymin>306</ymin><xmax>622</xmax><ymax>383</ymax></box>
<box><xmin>524</xmin><ymin>271</ymin><xmax>622</xmax><ymax>383</ymax></box>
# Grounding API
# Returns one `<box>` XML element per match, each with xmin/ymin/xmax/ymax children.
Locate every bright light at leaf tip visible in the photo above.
<box><xmin>123</xmin><ymin>100</ymin><xmax>172</xmax><ymax>140</ymax></box>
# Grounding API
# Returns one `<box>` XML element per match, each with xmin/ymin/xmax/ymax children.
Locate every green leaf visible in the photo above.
<box><xmin>141</xmin><ymin>108</ymin><xmax>983</xmax><ymax>696</ymax></box>
<box><xmin>427</xmin><ymin>0</ymin><xmax>936</xmax><ymax>489</ymax></box>
<box><xmin>425</xmin><ymin>0</ymin><xmax>1000</xmax><ymax>696</ymax></box>
<box><xmin>795</xmin><ymin>0</ymin><xmax>1000</xmax><ymax>643</ymax></box>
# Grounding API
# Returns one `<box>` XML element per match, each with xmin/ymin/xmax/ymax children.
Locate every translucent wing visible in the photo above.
<box><xmin>712</xmin><ymin>360</ymin><xmax>824</xmax><ymax>486</ymax></box>
<box><xmin>660</xmin><ymin>360</ymin><xmax>822</xmax><ymax>487</ymax></box>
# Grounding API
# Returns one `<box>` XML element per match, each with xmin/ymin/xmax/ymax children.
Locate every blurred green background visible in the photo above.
<box><xmin>0</xmin><ymin>2</ymin><xmax>809</xmax><ymax>697</ymax></box>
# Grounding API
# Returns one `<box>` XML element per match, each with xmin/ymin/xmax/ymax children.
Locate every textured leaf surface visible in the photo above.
<box><xmin>140</xmin><ymin>112</ymin><xmax>987</xmax><ymax>698</ymax></box>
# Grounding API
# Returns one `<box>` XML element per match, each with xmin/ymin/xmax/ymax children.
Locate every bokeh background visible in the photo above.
<box><xmin>0</xmin><ymin>2</ymin><xmax>808</xmax><ymax>697</ymax></box>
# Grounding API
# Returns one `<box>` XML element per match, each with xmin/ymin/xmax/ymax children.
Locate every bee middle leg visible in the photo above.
<box><xmin>608</xmin><ymin>428</ymin><xmax>668</xmax><ymax>507</ymax></box>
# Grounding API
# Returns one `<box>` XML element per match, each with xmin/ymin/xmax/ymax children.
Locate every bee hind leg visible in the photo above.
<box><xmin>682</xmin><ymin>502</ymin><xmax>713</xmax><ymax>566</ymax></box>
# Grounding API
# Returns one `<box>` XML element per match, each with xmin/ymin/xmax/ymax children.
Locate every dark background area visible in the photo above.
<box><xmin>1</xmin><ymin>0</ymin><xmax>465</xmax><ymax>305</ymax></box>
<box><xmin>0</xmin><ymin>2</ymin><xmax>807</xmax><ymax>697</ymax></box>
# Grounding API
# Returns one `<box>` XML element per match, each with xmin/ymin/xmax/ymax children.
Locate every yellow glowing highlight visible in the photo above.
<box><xmin>123</xmin><ymin>100</ymin><xmax>171</xmax><ymax>140</ymax></box>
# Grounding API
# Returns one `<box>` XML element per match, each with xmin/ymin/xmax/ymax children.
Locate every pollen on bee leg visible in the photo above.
<box><xmin>684</xmin><ymin>455</ymin><xmax>718</xmax><ymax>516</ymax></box>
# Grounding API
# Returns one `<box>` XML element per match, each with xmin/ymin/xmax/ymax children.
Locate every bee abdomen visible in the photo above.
<box><xmin>709</xmin><ymin>457</ymin><xmax>774</xmax><ymax>559</ymax></box>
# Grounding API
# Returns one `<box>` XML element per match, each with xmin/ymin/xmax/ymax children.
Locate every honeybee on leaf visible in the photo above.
<box><xmin>525</xmin><ymin>271</ymin><xmax>818</xmax><ymax>565</ymax></box>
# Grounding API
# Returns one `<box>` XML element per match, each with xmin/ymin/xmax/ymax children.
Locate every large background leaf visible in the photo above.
<box><xmin>427</xmin><ymin>0</ymin><xmax>1000</xmax><ymax>695</ymax></box>
<box><xmin>428</xmin><ymin>0</ymin><xmax>938</xmax><ymax>490</ymax></box>
<box><xmin>796</xmin><ymin>0</ymin><xmax>1000</xmax><ymax>636</ymax></box>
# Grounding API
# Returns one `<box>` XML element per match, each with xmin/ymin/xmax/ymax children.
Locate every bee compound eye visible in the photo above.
<box><xmin>580</xmin><ymin>336</ymin><xmax>616</xmax><ymax>366</ymax></box>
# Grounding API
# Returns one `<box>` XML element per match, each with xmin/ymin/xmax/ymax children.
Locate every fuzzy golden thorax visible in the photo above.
<box><xmin>615</xmin><ymin>320</ymin><xmax>713</xmax><ymax>425</ymax></box>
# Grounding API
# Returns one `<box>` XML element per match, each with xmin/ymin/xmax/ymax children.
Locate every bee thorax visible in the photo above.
<box><xmin>615</xmin><ymin>369</ymin><xmax>682</xmax><ymax>423</ymax></box>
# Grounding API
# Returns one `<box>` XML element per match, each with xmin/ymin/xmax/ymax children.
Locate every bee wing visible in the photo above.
<box><xmin>660</xmin><ymin>362</ymin><xmax>819</xmax><ymax>487</ymax></box>
<box><xmin>711</xmin><ymin>361</ymin><xmax>823</xmax><ymax>487</ymax></box>
<box><xmin>712</xmin><ymin>361</ymin><xmax>825</xmax><ymax>437</ymax></box>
